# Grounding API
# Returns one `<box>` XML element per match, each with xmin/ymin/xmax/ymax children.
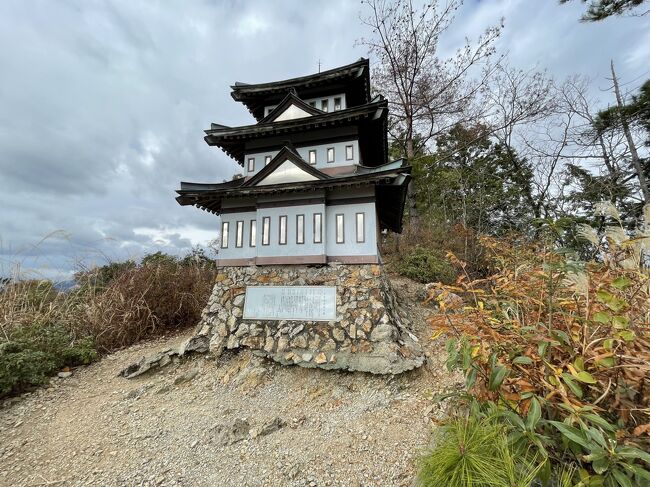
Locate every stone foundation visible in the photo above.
<box><xmin>194</xmin><ymin>263</ymin><xmax>424</xmax><ymax>374</ymax></box>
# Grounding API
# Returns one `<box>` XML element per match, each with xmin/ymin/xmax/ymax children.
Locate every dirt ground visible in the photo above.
<box><xmin>0</xmin><ymin>276</ymin><xmax>462</xmax><ymax>487</ymax></box>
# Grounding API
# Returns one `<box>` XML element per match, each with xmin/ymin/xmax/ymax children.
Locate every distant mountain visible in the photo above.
<box><xmin>53</xmin><ymin>279</ymin><xmax>78</xmax><ymax>292</ymax></box>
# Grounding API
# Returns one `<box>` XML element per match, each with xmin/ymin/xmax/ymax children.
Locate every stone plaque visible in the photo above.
<box><xmin>242</xmin><ymin>286</ymin><xmax>337</xmax><ymax>321</ymax></box>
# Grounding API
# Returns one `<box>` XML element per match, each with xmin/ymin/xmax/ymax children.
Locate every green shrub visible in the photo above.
<box><xmin>417</xmin><ymin>414</ymin><xmax>539</xmax><ymax>487</ymax></box>
<box><xmin>0</xmin><ymin>323</ymin><xmax>97</xmax><ymax>397</ymax></box>
<box><xmin>394</xmin><ymin>246</ymin><xmax>456</xmax><ymax>283</ymax></box>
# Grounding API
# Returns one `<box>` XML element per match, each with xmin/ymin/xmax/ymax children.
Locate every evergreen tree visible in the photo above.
<box><xmin>413</xmin><ymin>125</ymin><xmax>535</xmax><ymax>235</ymax></box>
<box><xmin>561</xmin><ymin>0</ymin><xmax>648</xmax><ymax>21</ymax></box>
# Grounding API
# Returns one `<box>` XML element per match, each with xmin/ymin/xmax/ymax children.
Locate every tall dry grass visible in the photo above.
<box><xmin>0</xmin><ymin>257</ymin><xmax>217</xmax><ymax>396</ymax></box>
<box><xmin>79</xmin><ymin>261</ymin><xmax>216</xmax><ymax>352</ymax></box>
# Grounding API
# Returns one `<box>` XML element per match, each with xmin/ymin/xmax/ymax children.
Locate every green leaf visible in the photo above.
<box><xmin>586</xmin><ymin>427</ymin><xmax>608</xmax><ymax>449</ymax></box>
<box><xmin>526</xmin><ymin>396</ymin><xmax>542</xmax><ymax>430</ymax></box>
<box><xmin>617</xmin><ymin>330</ymin><xmax>636</xmax><ymax>342</ymax></box>
<box><xmin>538</xmin><ymin>341</ymin><xmax>549</xmax><ymax>357</ymax></box>
<box><xmin>606</xmin><ymin>298</ymin><xmax>627</xmax><ymax>312</ymax></box>
<box><xmin>575</xmin><ymin>371</ymin><xmax>598</xmax><ymax>384</ymax></box>
<box><xmin>611</xmin><ymin>468</ymin><xmax>633</xmax><ymax>487</ymax></box>
<box><xmin>583</xmin><ymin>413</ymin><xmax>617</xmax><ymax>432</ymax></box>
<box><xmin>603</xmin><ymin>339</ymin><xmax>614</xmax><ymax>350</ymax></box>
<box><xmin>612</xmin><ymin>316</ymin><xmax>630</xmax><ymax>329</ymax></box>
<box><xmin>612</xmin><ymin>276</ymin><xmax>631</xmax><ymax>290</ymax></box>
<box><xmin>552</xmin><ymin>330</ymin><xmax>571</xmax><ymax>345</ymax></box>
<box><xmin>548</xmin><ymin>420</ymin><xmax>590</xmax><ymax>449</ymax></box>
<box><xmin>562</xmin><ymin>373</ymin><xmax>584</xmax><ymax>398</ymax></box>
<box><xmin>466</xmin><ymin>367</ymin><xmax>477</xmax><ymax>389</ymax></box>
<box><xmin>596</xmin><ymin>356</ymin><xmax>616</xmax><ymax>367</ymax></box>
<box><xmin>513</xmin><ymin>356</ymin><xmax>533</xmax><ymax>365</ymax></box>
<box><xmin>574</xmin><ymin>356</ymin><xmax>585</xmax><ymax>371</ymax></box>
<box><xmin>630</xmin><ymin>465</ymin><xmax>650</xmax><ymax>480</ymax></box>
<box><xmin>618</xmin><ymin>446</ymin><xmax>650</xmax><ymax>464</ymax></box>
<box><xmin>593</xmin><ymin>311</ymin><xmax>612</xmax><ymax>324</ymax></box>
<box><xmin>488</xmin><ymin>365</ymin><xmax>509</xmax><ymax>391</ymax></box>
<box><xmin>596</xmin><ymin>290</ymin><xmax>614</xmax><ymax>304</ymax></box>
<box><xmin>584</xmin><ymin>451</ymin><xmax>609</xmax><ymax>474</ymax></box>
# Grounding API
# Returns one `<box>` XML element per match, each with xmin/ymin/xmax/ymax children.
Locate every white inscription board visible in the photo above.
<box><xmin>243</xmin><ymin>286</ymin><xmax>337</xmax><ymax>321</ymax></box>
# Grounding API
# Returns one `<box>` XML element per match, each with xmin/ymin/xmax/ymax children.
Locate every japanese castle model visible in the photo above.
<box><xmin>175</xmin><ymin>59</ymin><xmax>423</xmax><ymax>374</ymax></box>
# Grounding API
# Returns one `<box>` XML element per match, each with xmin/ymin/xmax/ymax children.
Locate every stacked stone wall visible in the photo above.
<box><xmin>193</xmin><ymin>263</ymin><xmax>424</xmax><ymax>374</ymax></box>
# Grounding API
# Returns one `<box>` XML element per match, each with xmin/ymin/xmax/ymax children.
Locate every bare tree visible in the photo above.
<box><xmin>359</xmin><ymin>0</ymin><xmax>502</xmax><ymax>224</ymax></box>
<box><xmin>480</xmin><ymin>64</ymin><xmax>560</xmax><ymax>218</ymax></box>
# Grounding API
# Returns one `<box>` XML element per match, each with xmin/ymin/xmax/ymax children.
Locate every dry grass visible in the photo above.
<box><xmin>0</xmin><ymin>258</ymin><xmax>216</xmax><ymax>396</ymax></box>
<box><xmin>79</xmin><ymin>262</ymin><xmax>215</xmax><ymax>352</ymax></box>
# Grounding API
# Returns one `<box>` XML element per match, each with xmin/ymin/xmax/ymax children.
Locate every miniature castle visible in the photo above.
<box><xmin>176</xmin><ymin>58</ymin><xmax>410</xmax><ymax>266</ymax></box>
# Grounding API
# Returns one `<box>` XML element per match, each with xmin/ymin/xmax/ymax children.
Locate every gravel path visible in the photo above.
<box><xmin>0</xmin><ymin>276</ymin><xmax>462</xmax><ymax>487</ymax></box>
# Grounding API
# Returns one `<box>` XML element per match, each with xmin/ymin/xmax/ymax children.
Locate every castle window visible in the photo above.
<box><xmin>345</xmin><ymin>145</ymin><xmax>354</xmax><ymax>161</ymax></box>
<box><xmin>321</xmin><ymin>99</ymin><xmax>329</xmax><ymax>112</ymax></box>
<box><xmin>221</xmin><ymin>221</ymin><xmax>229</xmax><ymax>249</ymax></box>
<box><xmin>313</xmin><ymin>213</ymin><xmax>323</xmax><ymax>244</ymax></box>
<box><xmin>296</xmin><ymin>214</ymin><xmax>305</xmax><ymax>244</ymax></box>
<box><xmin>279</xmin><ymin>215</ymin><xmax>287</xmax><ymax>245</ymax></box>
<box><xmin>309</xmin><ymin>150</ymin><xmax>317</xmax><ymax>165</ymax></box>
<box><xmin>356</xmin><ymin>213</ymin><xmax>365</xmax><ymax>243</ymax></box>
<box><xmin>336</xmin><ymin>214</ymin><xmax>344</xmax><ymax>243</ymax></box>
<box><xmin>264</xmin><ymin>155</ymin><xmax>271</xmax><ymax>166</ymax></box>
<box><xmin>262</xmin><ymin>217</ymin><xmax>270</xmax><ymax>245</ymax></box>
<box><xmin>327</xmin><ymin>147</ymin><xmax>335</xmax><ymax>163</ymax></box>
<box><xmin>309</xmin><ymin>100</ymin><xmax>316</xmax><ymax>107</ymax></box>
<box><xmin>249</xmin><ymin>220</ymin><xmax>256</xmax><ymax>247</ymax></box>
<box><xmin>235</xmin><ymin>221</ymin><xmax>244</xmax><ymax>248</ymax></box>
<box><xmin>247</xmin><ymin>157</ymin><xmax>255</xmax><ymax>172</ymax></box>
<box><xmin>334</xmin><ymin>97</ymin><xmax>342</xmax><ymax>111</ymax></box>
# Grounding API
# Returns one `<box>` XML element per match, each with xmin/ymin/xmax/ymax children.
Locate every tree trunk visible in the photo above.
<box><xmin>611</xmin><ymin>60</ymin><xmax>649</xmax><ymax>204</ymax></box>
<box><xmin>405</xmin><ymin>126</ymin><xmax>419</xmax><ymax>231</ymax></box>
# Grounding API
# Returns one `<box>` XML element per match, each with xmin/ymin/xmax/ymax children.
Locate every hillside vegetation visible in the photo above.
<box><xmin>0</xmin><ymin>250</ymin><xmax>215</xmax><ymax>397</ymax></box>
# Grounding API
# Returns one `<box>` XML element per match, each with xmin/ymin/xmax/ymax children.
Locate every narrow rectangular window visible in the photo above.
<box><xmin>345</xmin><ymin>145</ymin><xmax>354</xmax><ymax>161</ymax></box>
<box><xmin>296</xmin><ymin>214</ymin><xmax>305</xmax><ymax>244</ymax></box>
<box><xmin>247</xmin><ymin>157</ymin><xmax>255</xmax><ymax>172</ymax></box>
<box><xmin>249</xmin><ymin>220</ymin><xmax>256</xmax><ymax>247</ymax></box>
<box><xmin>334</xmin><ymin>97</ymin><xmax>341</xmax><ymax>111</ymax></box>
<box><xmin>278</xmin><ymin>215</ymin><xmax>287</xmax><ymax>245</ymax></box>
<box><xmin>336</xmin><ymin>214</ymin><xmax>345</xmax><ymax>244</ymax></box>
<box><xmin>262</xmin><ymin>217</ymin><xmax>270</xmax><ymax>245</ymax></box>
<box><xmin>308</xmin><ymin>150</ymin><xmax>317</xmax><ymax>165</ymax></box>
<box><xmin>356</xmin><ymin>213</ymin><xmax>365</xmax><ymax>243</ymax></box>
<box><xmin>309</xmin><ymin>100</ymin><xmax>316</xmax><ymax>107</ymax></box>
<box><xmin>321</xmin><ymin>99</ymin><xmax>328</xmax><ymax>112</ymax></box>
<box><xmin>221</xmin><ymin>221</ymin><xmax>229</xmax><ymax>249</ymax></box>
<box><xmin>235</xmin><ymin>220</ymin><xmax>244</xmax><ymax>248</ymax></box>
<box><xmin>327</xmin><ymin>147</ymin><xmax>335</xmax><ymax>163</ymax></box>
<box><xmin>264</xmin><ymin>155</ymin><xmax>271</xmax><ymax>166</ymax></box>
<box><xmin>313</xmin><ymin>213</ymin><xmax>323</xmax><ymax>244</ymax></box>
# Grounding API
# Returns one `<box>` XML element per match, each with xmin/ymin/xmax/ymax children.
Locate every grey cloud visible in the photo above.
<box><xmin>0</xmin><ymin>0</ymin><xmax>648</xmax><ymax>279</ymax></box>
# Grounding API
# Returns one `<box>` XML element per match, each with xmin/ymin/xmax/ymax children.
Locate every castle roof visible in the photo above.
<box><xmin>176</xmin><ymin>157</ymin><xmax>410</xmax><ymax>232</ymax></box>
<box><xmin>230</xmin><ymin>58</ymin><xmax>370</xmax><ymax>121</ymax></box>
<box><xmin>204</xmin><ymin>97</ymin><xmax>388</xmax><ymax>167</ymax></box>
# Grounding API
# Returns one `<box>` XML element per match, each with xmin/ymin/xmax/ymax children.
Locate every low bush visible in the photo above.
<box><xmin>382</xmin><ymin>221</ymin><xmax>490</xmax><ymax>279</ymax></box>
<box><xmin>393</xmin><ymin>246</ymin><xmax>456</xmax><ymax>284</ymax></box>
<box><xmin>428</xmin><ymin>213</ymin><xmax>650</xmax><ymax>486</ymax></box>
<box><xmin>0</xmin><ymin>323</ymin><xmax>97</xmax><ymax>396</ymax></box>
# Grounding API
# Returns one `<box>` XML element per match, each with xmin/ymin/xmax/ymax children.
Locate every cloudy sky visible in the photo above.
<box><xmin>1</xmin><ymin>0</ymin><xmax>648</xmax><ymax>280</ymax></box>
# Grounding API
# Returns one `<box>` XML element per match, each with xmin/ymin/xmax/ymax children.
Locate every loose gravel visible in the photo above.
<box><xmin>0</xmin><ymin>276</ymin><xmax>462</xmax><ymax>487</ymax></box>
